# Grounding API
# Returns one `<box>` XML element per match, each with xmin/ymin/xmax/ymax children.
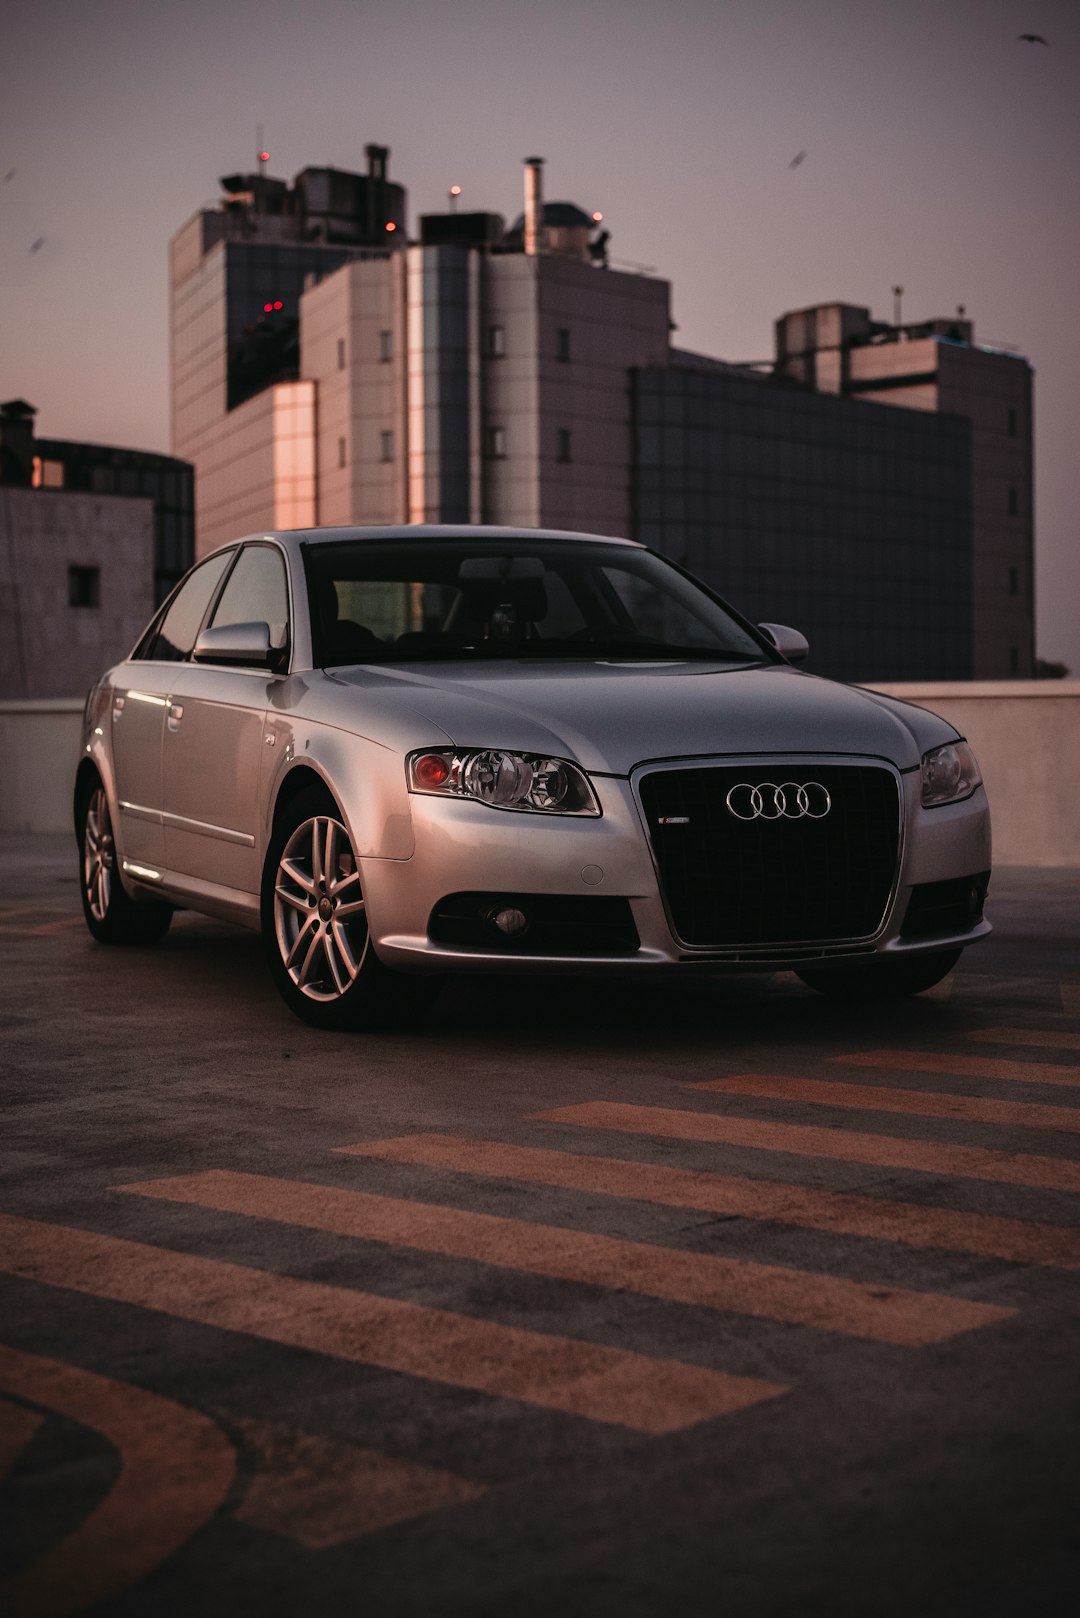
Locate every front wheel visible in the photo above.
<box><xmin>78</xmin><ymin>780</ymin><xmax>173</xmax><ymax>945</ymax></box>
<box><xmin>261</xmin><ymin>787</ymin><xmax>441</xmax><ymax>1030</ymax></box>
<box><xmin>795</xmin><ymin>949</ymin><xmax>962</xmax><ymax>1000</ymax></box>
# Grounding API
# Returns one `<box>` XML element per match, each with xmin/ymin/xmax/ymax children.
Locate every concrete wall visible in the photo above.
<box><xmin>0</xmin><ymin>487</ymin><xmax>155</xmax><ymax>699</ymax></box>
<box><xmin>0</xmin><ymin>699</ymin><xmax>83</xmax><ymax>834</ymax></box>
<box><xmin>869</xmin><ymin>682</ymin><xmax>1080</xmax><ymax>867</ymax></box>
<box><xmin>4</xmin><ymin>684</ymin><xmax>1078</xmax><ymax>864</ymax></box>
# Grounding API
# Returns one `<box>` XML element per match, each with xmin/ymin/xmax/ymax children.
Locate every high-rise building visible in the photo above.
<box><xmin>169</xmin><ymin>149</ymin><xmax>1035</xmax><ymax>682</ymax></box>
<box><xmin>774</xmin><ymin>303</ymin><xmax>1034</xmax><ymax>677</ymax></box>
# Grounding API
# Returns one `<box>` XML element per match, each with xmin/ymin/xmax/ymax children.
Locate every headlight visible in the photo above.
<box><xmin>407</xmin><ymin>749</ymin><xmax>600</xmax><ymax>816</ymax></box>
<box><xmin>920</xmin><ymin>740</ymin><xmax>982</xmax><ymax>807</ymax></box>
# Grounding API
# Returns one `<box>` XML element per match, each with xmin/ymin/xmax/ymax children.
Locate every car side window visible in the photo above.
<box><xmin>207</xmin><ymin>546</ymin><xmax>289</xmax><ymax>653</ymax></box>
<box><xmin>139</xmin><ymin>551</ymin><xmax>233</xmax><ymax>662</ymax></box>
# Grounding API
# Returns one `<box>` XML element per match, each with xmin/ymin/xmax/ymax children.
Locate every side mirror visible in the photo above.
<box><xmin>759</xmin><ymin>622</ymin><xmax>810</xmax><ymax>663</ymax></box>
<box><xmin>193</xmin><ymin>621</ymin><xmax>276</xmax><ymax>668</ymax></box>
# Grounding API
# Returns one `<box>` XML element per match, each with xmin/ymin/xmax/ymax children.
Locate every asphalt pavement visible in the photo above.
<box><xmin>2</xmin><ymin>835</ymin><xmax>1079</xmax><ymax>1617</ymax></box>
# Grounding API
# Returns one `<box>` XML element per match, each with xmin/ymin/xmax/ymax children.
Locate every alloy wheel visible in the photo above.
<box><xmin>273</xmin><ymin>815</ymin><xmax>368</xmax><ymax>1001</ymax></box>
<box><xmin>84</xmin><ymin>786</ymin><xmax>115</xmax><ymax>923</ymax></box>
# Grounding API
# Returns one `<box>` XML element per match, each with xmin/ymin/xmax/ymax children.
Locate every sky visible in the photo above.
<box><xmin>2</xmin><ymin>0</ymin><xmax>1077</xmax><ymax>669</ymax></box>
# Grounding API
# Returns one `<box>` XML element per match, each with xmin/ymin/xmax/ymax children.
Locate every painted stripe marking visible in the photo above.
<box><xmin>342</xmin><ymin>1134</ymin><xmax>1080</xmax><ymax>1271</ymax></box>
<box><xmin>0</xmin><ymin>1343</ymin><xmax>234</xmax><ymax>1618</ymax></box>
<box><xmin>0</xmin><ymin>1213</ymin><xmax>780</xmax><ymax>1435</ymax></box>
<box><xmin>121</xmin><ymin>1171</ymin><xmax>1010</xmax><ymax>1348</ymax></box>
<box><xmin>530</xmin><ymin>1103</ymin><xmax>1080</xmax><ymax>1196</ymax></box>
<box><xmin>231</xmin><ymin>1416</ymin><xmax>482</xmax><ymax>1547</ymax></box>
<box><xmin>693</xmin><ymin>1074</ymin><xmax>1080</xmax><ymax>1135</ymax></box>
<box><xmin>970</xmin><ymin>1028</ymin><xmax>1080</xmax><ymax>1052</ymax></box>
<box><xmin>835</xmin><ymin>1050</ymin><xmax>1080</xmax><ymax>1090</ymax></box>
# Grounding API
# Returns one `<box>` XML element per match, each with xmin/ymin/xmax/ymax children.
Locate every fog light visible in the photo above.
<box><xmin>488</xmin><ymin>906</ymin><xmax>529</xmax><ymax>937</ymax></box>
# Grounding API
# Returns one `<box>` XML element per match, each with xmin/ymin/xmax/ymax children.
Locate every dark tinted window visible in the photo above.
<box><xmin>141</xmin><ymin>551</ymin><xmax>232</xmax><ymax>662</ymax></box>
<box><xmin>208</xmin><ymin>545</ymin><xmax>289</xmax><ymax>647</ymax></box>
<box><xmin>305</xmin><ymin>538</ymin><xmax>770</xmax><ymax>667</ymax></box>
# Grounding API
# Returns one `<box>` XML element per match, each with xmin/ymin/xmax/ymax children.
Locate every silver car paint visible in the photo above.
<box><xmin>80</xmin><ymin>524</ymin><xmax>992</xmax><ymax>972</ymax></box>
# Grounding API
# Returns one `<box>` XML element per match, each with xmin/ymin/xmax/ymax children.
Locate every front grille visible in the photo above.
<box><xmin>638</xmin><ymin>763</ymin><xmax>901</xmax><ymax>948</ymax></box>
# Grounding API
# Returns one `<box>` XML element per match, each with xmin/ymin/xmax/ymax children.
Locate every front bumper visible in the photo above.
<box><xmin>361</xmin><ymin>759</ymin><xmax>992</xmax><ymax>976</ymax></box>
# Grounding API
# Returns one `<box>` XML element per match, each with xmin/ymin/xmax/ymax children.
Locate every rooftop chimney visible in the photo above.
<box><xmin>524</xmin><ymin>156</ymin><xmax>544</xmax><ymax>256</ymax></box>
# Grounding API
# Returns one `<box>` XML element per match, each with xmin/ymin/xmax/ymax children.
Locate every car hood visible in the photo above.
<box><xmin>323</xmin><ymin>660</ymin><xmax>959</xmax><ymax>774</ymax></box>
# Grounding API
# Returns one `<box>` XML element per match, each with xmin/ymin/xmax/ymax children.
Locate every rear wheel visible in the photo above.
<box><xmin>795</xmin><ymin>948</ymin><xmax>961</xmax><ymax>1000</ymax></box>
<box><xmin>78</xmin><ymin>780</ymin><xmax>172</xmax><ymax>945</ymax></box>
<box><xmin>262</xmin><ymin>786</ymin><xmax>441</xmax><ymax>1030</ymax></box>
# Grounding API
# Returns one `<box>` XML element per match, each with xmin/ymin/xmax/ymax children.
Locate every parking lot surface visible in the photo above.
<box><xmin>2</xmin><ymin>835</ymin><xmax>1079</xmax><ymax>1617</ymax></box>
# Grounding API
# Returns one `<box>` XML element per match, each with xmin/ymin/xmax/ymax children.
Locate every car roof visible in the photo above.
<box><xmin>221</xmin><ymin>524</ymin><xmax>644</xmax><ymax>552</ymax></box>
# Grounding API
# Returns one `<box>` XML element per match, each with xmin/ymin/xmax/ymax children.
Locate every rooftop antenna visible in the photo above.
<box><xmin>892</xmin><ymin>284</ymin><xmax>904</xmax><ymax>329</ymax></box>
<box><xmin>449</xmin><ymin>184</ymin><xmax>462</xmax><ymax>213</ymax></box>
<box><xmin>257</xmin><ymin>125</ymin><xmax>269</xmax><ymax>176</ymax></box>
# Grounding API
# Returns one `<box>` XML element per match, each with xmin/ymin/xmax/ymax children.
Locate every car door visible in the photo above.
<box><xmin>161</xmin><ymin>543</ymin><xmax>290</xmax><ymax>894</ymax></box>
<box><xmin>109</xmin><ymin>550</ymin><xmax>234</xmax><ymax>872</ymax></box>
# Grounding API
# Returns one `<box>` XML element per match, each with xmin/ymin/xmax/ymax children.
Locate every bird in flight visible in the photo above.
<box><xmin>789</xmin><ymin>150</ymin><xmax>807</xmax><ymax>169</ymax></box>
<box><xmin>1017</xmin><ymin>33</ymin><xmax>1049</xmax><ymax>44</ymax></box>
<box><xmin>29</xmin><ymin>237</ymin><xmax>45</xmax><ymax>254</ymax></box>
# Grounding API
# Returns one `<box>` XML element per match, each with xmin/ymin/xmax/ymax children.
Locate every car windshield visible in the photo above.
<box><xmin>304</xmin><ymin>538</ymin><xmax>772</xmax><ymax>667</ymax></box>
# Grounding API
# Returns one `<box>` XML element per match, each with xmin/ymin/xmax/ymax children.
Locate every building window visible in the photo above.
<box><xmin>1008</xmin><ymin>566</ymin><xmax>1019</xmax><ymax>596</ymax></box>
<box><xmin>338</xmin><ymin>437</ymin><xmax>347</xmax><ymax>469</ymax></box>
<box><xmin>32</xmin><ymin>457</ymin><xmax>65</xmax><ymax>489</ymax></box>
<box><xmin>380</xmin><ymin>430</ymin><xmax>394</xmax><ymax>462</ymax></box>
<box><xmin>379</xmin><ymin>329</ymin><xmax>393</xmax><ymax>363</ymax></box>
<box><xmin>1007</xmin><ymin>487</ymin><xmax>1019</xmax><ymax>515</ymax></box>
<box><xmin>486</xmin><ymin>325</ymin><xmax>505</xmax><ymax>358</ymax></box>
<box><xmin>337</xmin><ymin>338</ymin><xmax>346</xmax><ymax>371</ymax></box>
<box><xmin>68</xmin><ymin>565</ymin><xmax>100</xmax><ymax>608</ymax></box>
<box><xmin>556</xmin><ymin>327</ymin><xmax>571</xmax><ymax>363</ymax></box>
<box><xmin>485</xmin><ymin>425</ymin><xmax>507</xmax><ymax>459</ymax></box>
<box><xmin>557</xmin><ymin>428</ymin><xmax>572</xmax><ymax>463</ymax></box>
<box><xmin>1009</xmin><ymin>646</ymin><xmax>1019</xmax><ymax>674</ymax></box>
<box><xmin>1007</xmin><ymin>407</ymin><xmax>1017</xmax><ymax>437</ymax></box>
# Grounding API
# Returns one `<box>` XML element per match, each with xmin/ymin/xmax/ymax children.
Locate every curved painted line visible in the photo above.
<box><xmin>0</xmin><ymin>1343</ymin><xmax>235</xmax><ymax>1618</ymax></box>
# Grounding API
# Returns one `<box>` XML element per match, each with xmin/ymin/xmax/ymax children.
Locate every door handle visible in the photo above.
<box><xmin>166</xmin><ymin>702</ymin><xmax>184</xmax><ymax>731</ymax></box>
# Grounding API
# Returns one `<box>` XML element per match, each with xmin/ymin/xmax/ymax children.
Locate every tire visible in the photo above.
<box><xmin>795</xmin><ymin>948</ymin><xmax>962</xmax><ymax>1000</ymax></box>
<box><xmin>261</xmin><ymin>786</ymin><xmax>441</xmax><ymax>1031</ymax></box>
<box><xmin>77</xmin><ymin>779</ymin><xmax>173</xmax><ymax>945</ymax></box>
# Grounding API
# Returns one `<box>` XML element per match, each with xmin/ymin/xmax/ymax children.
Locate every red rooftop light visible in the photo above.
<box><xmin>260</xmin><ymin>151</ymin><xmax>270</xmax><ymax>163</ymax></box>
<box><xmin>385</xmin><ymin>221</ymin><xmax>397</xmax><ymax>232</ymax></box>
<box><xmin>273</xmin><ymin>300</ymin><xmax>283</xmax><ymax>310</ymax></box>
<box><xmin>263</xmin><ymin>303</ymin><xmax>273</xmax><ymax>313</ymax></box>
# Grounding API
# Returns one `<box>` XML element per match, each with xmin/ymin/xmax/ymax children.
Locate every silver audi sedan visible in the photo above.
<box><xmin>76</xmin><ymin>525</ymin><xmax>991</xmax><ymax>1029</ymax></box>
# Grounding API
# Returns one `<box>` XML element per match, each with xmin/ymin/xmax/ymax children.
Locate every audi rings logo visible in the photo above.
<box><xmin>724</xmin><ymin>781</ymin><xmax>832</xmax><ymax>821</ymax></box>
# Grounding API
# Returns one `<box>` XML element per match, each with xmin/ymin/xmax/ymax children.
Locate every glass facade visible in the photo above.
<box><xmin>633</xmin><ymin>367</ymin><xmax>974</xmax><ymax>683</ymax></box>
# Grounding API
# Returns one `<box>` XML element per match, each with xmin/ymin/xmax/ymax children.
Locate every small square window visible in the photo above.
<box><xmin>556</xmin><ymin>327</ymin><xmax>571</xmax><ymax>363</ymax></box>
<box><xmin>380</xmin><ymin>430</ymin><xmax>394</xmax><ymax>462</ymax></box>
<box><xmin>557</xmin><ymin>428</ymin><xmax>572</xmax><ymax>463</ymax></box>
<box><xmin>486</xmin><ymin>425</ymin><xmax>507</xmax><ymax>459</ymax></box>
<box><xmin>487</xmin><ymin>325</ymin><xmax>505</xmax><ymax>358</ymax></box>
<box><xmin>338</xmin><ymin>437</ymin><xmax>347</xmax><ymax>469</ymax></box>
<box><xmin>69</xmin><ymin>565</ymin><xmax>100</xmax><ymax>608</ymax></box>
<box><xmin>1007</xmin><ymin>407</ymin><xmax>1017</xmax><ymax>437</ymax></box>
<box><xmin>337</xmin><ymin>338</ymin><xmax>346</xmax><ymax>371</ymax></box>
<box><xmin>379</xmin><ymin>330</ymin><xmax>393</xmax><ymax>363</ymax></box>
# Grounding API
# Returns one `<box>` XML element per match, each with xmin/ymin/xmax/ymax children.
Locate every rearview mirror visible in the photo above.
<box><xmin>759</xmin><ymin>622</ymin><xmax>810</xmax><ymax>663</ymax></box>
<box><xmin>193</xmin><ymin>621</ymin><xmax>277</xmax><ymax>668</ymax></box>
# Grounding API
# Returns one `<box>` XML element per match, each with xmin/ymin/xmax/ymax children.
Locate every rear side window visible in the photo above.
<box><xmin>208</xmin><ymin>545</ymin><xmax>289</xmax><ymax>649</ymax></box>
<box><xmin>139</xmin><ymin>551</ymin><xmax>233</xmax><ymax>662</ymax></box>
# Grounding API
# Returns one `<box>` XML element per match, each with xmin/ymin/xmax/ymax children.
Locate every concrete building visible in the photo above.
<box><xmin>169</xmin><ymin>148</ymin><xmax>1036</xmax><ymax>682</ymax></box>
<box><xmin>0</xmin><ymin>401</ymin><xmax>193</xmax><ymax>697</ymax></box>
